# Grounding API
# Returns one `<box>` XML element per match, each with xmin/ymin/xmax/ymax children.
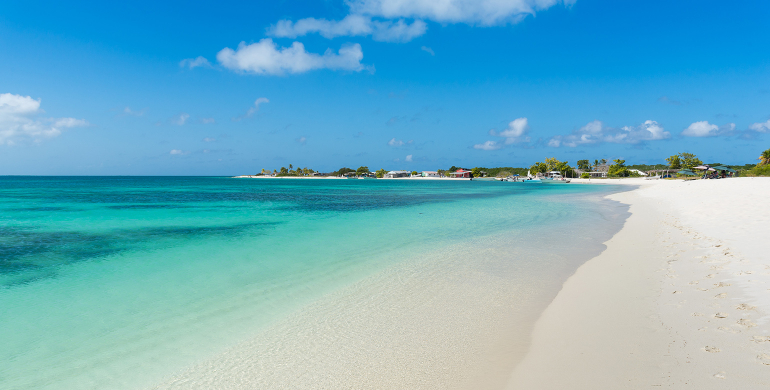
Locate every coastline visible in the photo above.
<box><xmin>149</xmin><ymin>185</ymin><xmax>629</xmax><ymax>390</ymax></box>
<box><xmin>508</xmin><ymin>177</ymin><xmax>770</xmax><ymax>388</ymax></box>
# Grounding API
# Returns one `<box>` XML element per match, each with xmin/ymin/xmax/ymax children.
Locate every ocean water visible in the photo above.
<box><xmin>0</xmin><ymin>177</ymin><xmax>628</xmax><ymax>389</ymax></box>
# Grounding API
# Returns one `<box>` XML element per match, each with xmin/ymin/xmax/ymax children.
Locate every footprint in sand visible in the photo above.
<box><xmin>715</xmin><ymin>293</ymin><xmax>727</xmax><ymax>299</ymax></box>
<box><xmin>759</xmin><ymin>354</ymin><xmax>770</xmax><ymax>366</ymax></box>
<box><xmin>714</xmin><ymin>282</ymin><xmax>731</xmax><ymax>288</ymax></box>
<box><xmin>718</xmin><ymin>327</ymin><xmax>739</xmax><ymax>334</ymax></box>
<box><xmin>704</xmin><ymin>346</ymin><xmax>721</xmax><ymax>353</ymax></box>
<box><xmin>737</xmin><ymin>319</ymin><xmax>757</xmax><ymax>328</ymax></box>
<box><xmin>736</xmin><ymin>304</ymin><xmax>756</xmax><ymax>311</ymax></box>
<box><xmin>713</xmin><ymin>371</ymin><xmax>726</xmax><ymax>379</ymax></box>
<box><xmin>706</xmin><ymin>274</ymin><xmax>716</xmax><ymax>279</ymax></box>
<box><xmin>751</xmin><ymin>336</ymin><xmax>770</xmax><ymax>343</ymax></box>
<box><xmin>692</xmin><ymin>312</ymin><xmax>704</xmax><ymax>317</ymax></box>
<box><xmin>689</xmin><ymin>281</ymin><xmax>699</xmax><ymax>285</ymax></box>
<box><xmin>715</xmin><ymin>313</ymin><xmax>728</xmax><ymax>318</ymax></box>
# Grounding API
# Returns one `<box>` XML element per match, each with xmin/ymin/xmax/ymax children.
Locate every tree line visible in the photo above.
<box><xmin>256</xmin><ymin>147</ymin><xmax>770</xmax><ymax>178</ymax></box>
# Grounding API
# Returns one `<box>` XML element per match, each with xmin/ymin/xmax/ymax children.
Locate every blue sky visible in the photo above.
<box><xmin>1</xmin><ymin>0</ymin><xmax>768</xmax><ymax>175</ymax></box>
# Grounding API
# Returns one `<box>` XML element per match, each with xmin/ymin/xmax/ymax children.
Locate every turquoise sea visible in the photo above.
<box><xmin>0</xmin><ymin>177</ymin><xmax>628</xmax><ymax>389</ymax></box>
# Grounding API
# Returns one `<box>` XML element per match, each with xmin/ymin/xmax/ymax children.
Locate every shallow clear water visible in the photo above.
<box><xmin>0</xmin><ymin>177</ymin><xmax>627</xmax><ymax>389</ymax></box>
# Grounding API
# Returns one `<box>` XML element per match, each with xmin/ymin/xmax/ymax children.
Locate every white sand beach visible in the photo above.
<box><xmin>509</xmin><ymin>177</ymin><xmax>770</xmax><ymax>388</ymax></box>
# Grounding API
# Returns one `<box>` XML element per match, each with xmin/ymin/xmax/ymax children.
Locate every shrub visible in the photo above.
<box><xmin>580</xmin><ymin>172</ymin><xmax>590</xmax><ymax>179</ymax></box>
<box><xmin>746</xmin><ymin>164</ymin><xmax>770</xmax><ymax>177</ymax></box>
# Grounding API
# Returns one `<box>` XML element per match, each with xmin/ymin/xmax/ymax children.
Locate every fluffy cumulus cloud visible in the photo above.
<box><xmin>681</xmin><ymin>121</ymin><xmax>735</xmax><ymax>137</ymax></box>
<box><xmin>0</xmin><ymin>93</ymin><xmax>88</xmax><ymax>145</ymax></box>
<box><xmin>217</xmin><ymin>39</ymin><xmax>366</xmax><ymax>75</ymax></box>
<box><xmin>749</xmin><ymin>120</ymin><xmax>770</xmax><ymax>133</ymax></box>
<box><xmin>421</xmin><ymin>46</ymin><xmax>435</xmax><ymax>55</ymax></box>
<box><xmin>548</xmin><ymin>120</ymin><xmax>670</xmax><ymax>147</ymax></box>
<box><xmin>474</xmin><ymin>117</ymin><xmax>530</xmax><ymax>150</ymax></box>
<box><xmin>405</xmin><ymin>154</ymin><xmax>413</xmax><ymax>162</ymax></box>
<box><xmin>268</xmin><ymin>14</ymin><xmax>426</xmax><ymax>43</ymax></box>
<box><xmin>348</xmin><ymin>0</ymin><xmax>576</xmax><ymax>26</ymax></box>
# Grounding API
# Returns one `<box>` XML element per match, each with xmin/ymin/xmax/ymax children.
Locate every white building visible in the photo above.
<box><xmin>385</xmin><ymin>170</ymin><xmax>410</xmax><ymax>178</ymax></box>
<box><xmin>629</xmin><ymin>169</ymin><xmax>648</xmax><ymax>176</ymax></box>
<box><xmin>421</xmin><ymin>171</ymin><xmax>439</xmax><ymax>177</ymax></box>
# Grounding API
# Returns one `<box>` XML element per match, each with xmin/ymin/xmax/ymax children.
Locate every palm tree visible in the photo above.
<box><xmin>759</xmin><ymin>148</ymin><xmax>770</xmax><ymax>166</ymax></box>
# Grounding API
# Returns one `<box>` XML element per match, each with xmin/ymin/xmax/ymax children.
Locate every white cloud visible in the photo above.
<box><xmin>217</xmin><ymin>39</ymin><xmax>367</xmax><ymax>75</ymax></box>
<box><xmin>681</xmin><ymin>121</ymin><xmax>717</xmax><ymax>137</ymax></box>
<box><xmin>548</xmin><ymin>119</ymin><xmax>671</xmax><ymax>147</ymax></box>
<box><xmin>0</xmin><ymin>93</ymin><xmax>88</xmax><ymax>145</ymax></box>
<box><xmin>123</xmin><ymin>106</ymin><xmax>145</xmax><ymax>116</ymax></box>
<box><xmin>170</xmin><ymin>149</ymin><xmax>184</xmax><ymax>155</ymax></box>
<box><xmin>203</xmin><ymin>137</ymin><xmax>216</xmax><ymax>142</ymax></box>
<box><xmin>268</xmin><ymin>14</ymin><xmax>426</xmax><ymax>42</ymax></box>
<box><xmin>234</xmin><ymin>98</ymin><xmax>270</xmax><ymax>121</ymax></box>
<box><xmin>475</xmin><ymin>117</ymin><xmax>530</xmax><ymax>150</ymax></box>
<box><xmin>172</xmin><ymin>113</ymin><xmax>190</xmax><ymax>125</ymax></box>
<box><xmin>405</xmin><ymin>154</ymin><xmax>413</xmax><ymax>162</ymax></box>
<box><xmin>388</xmin><ymin>137</ymin><xmax>413</xmax><ymax>146</ymax></box>
<box><xmin>493</xmin><ymin>117</ymin><xmax>530</xmax><ymax>144</ymax></box>
<box><xmin>421</xmin><ymin>46</ymin><xmax>435</xmax><ymax>55</ymax></box>
<box><xmin>53</xmin><ymin>118</ymin><xmax>88</xmax><ymax>128</ymax></box>
<box><xmin>749</xmin><ymin>120</ymin><xmax>770</xmax><ymax>133</ymax></box>
<box><xmin>473</xmin><ymin>140</ymin><xmax>502</xmax><ymax>150</ymax></box>
<box><xmin>200</xmin><ymin>117</ymin><xmax>215</xmax><ymax>124</ymax></box>
<box><xmin>681</xmin><ymin>121</ymin><xmax>734</xmax><ymax>137</ymax></box>
<box><xmin>348</xmin><ymin>0</ymin><xmax>576</xmax><ymax>26</ymax></box>
<box><xmin>297</xmin><ymin>136</ymin><xmax>307</xmax><ymax>144</ymax></box>
<box><xmin>247</xmin><ymin>97</ymin><xmax>269</xmax><ymax>116</ymax></box>
<box><xmin>179</xmin><ymin>56</ymin><xmax>212</xmax><ymax>69</ymax></box>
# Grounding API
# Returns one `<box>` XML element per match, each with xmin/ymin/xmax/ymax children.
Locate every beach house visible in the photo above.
<box><xmin>589</xmin><ymin>163</ymin><xmax>609</xmax><ymax>178</ymax></box>
<box><xmin>448</xmin><ymin>169</ymin><xmax>473</xmax><ymax>178</ymax></box>
<box><xmin>385</xmin><ymin>170</ymin><xmax>410</xmax><ymax>178</ymax></box>
<box><xmin>421</xmin><ymin>171</ymin><xmax>440</xmax><ymax>177</ymax></box>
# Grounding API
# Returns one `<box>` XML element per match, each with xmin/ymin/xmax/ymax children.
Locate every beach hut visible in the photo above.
<box><xmin>421</xmin><ymin>171</ymin><xmax>440</xmax><ymax>178</ymax></box>
<box><xmin>448</xmin><ymin>169</ymin><xmax>472</xmax><ymax>178</ymax></box>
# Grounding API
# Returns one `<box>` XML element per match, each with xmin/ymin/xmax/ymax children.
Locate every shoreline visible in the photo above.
<box><xmin>508</xmin><ymin>177</ymin><xmax>770</xmax><ymax>388</ymax></box>
<box><xmin>149</xmin><ymin>185</ymin><xmax>629</xmax><ymax>389</ymax></box>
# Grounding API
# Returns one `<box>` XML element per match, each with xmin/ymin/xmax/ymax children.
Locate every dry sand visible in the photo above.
<box><xmin>509</xmin><ymin>177</ymin><xmax>770</xmax><ymax>388</ymax></box>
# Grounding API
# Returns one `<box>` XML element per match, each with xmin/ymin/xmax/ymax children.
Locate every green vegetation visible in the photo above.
<box><xmin>332</xmin><ymin>167</ymin><xmax>355</xmax><ymax>176</ymax></box>
<box><xmin>743</xmin><ymin>147</ymin><xmax>770</xmax><ymax>177</ymax></box>
<box><xmin>607</xmin><ymin>159</ymin><xmax>629</xmax><ymax>177</ymax></box>
<box><xmin>530</xmin><ymin>158</ymin><xmax>575</xmax><ymax>177</ymax></box>
<box><xmin>666</xmin><ymin>152</ymin><xmax>702</xmax><ymax>170</ymax></box>
<box><xmin>627</xmin><ymin>163</ymin><xmax>667</xmax><ymax>171</ymax></box>
<box><xmin>256</xmin><ymin>148</ymin><xmax>765</xmax><ymax>179</ymax></box>
<box><xmin>580</xmin><ymin>172</ymin><xmax>590</xmax><ymax>179</ymax></box>
<box><xmin>760</xmin><ymin>148</ymin><xmax>770</xmax><ymax>166</ymax></box>
<box><xmin>577</xmin><ymin>159</ymin><xmax>590</xmax><ymax>171</ymax></box>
